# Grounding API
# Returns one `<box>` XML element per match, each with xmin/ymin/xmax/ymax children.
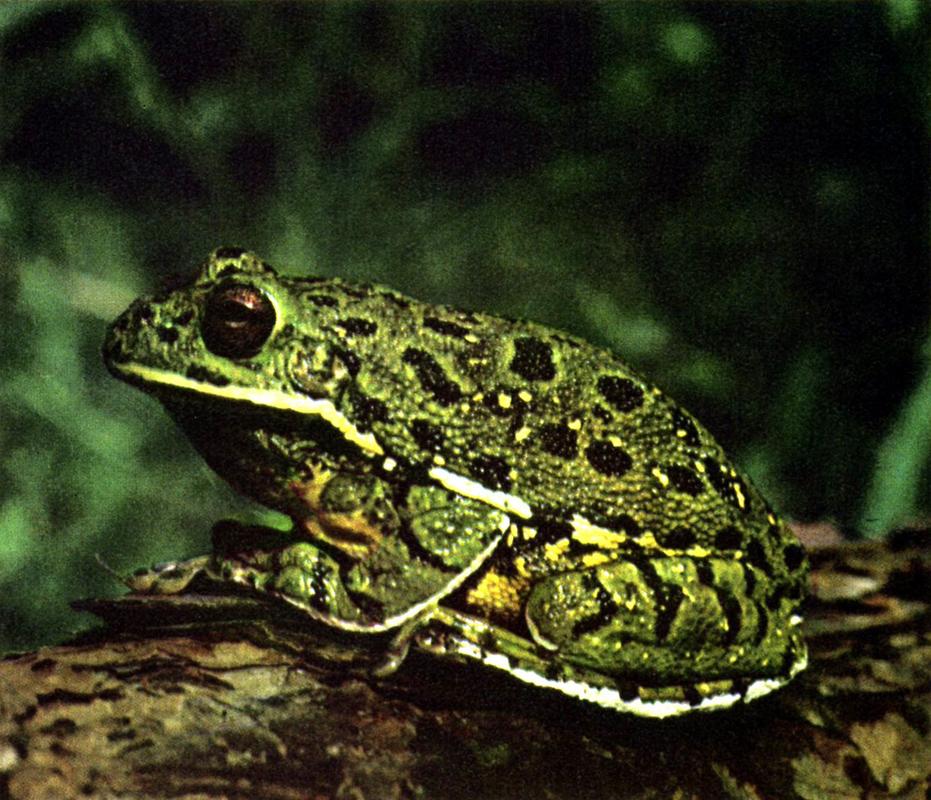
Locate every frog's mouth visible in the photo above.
<box><xmin>107</xmin><ymin>359</ymin><xmax>384</xmax><ymax>458</ymax></box>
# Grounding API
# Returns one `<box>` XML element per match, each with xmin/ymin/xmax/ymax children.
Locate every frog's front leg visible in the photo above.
<box><xmin>217</xmin><ymin>472</ymin><xmax>509</xmax><ymax>635</ymax></box>
<box><xmin>524</xmin><ymin>556</ymin><xmax>807</xmax><ymax>700</ymax></box>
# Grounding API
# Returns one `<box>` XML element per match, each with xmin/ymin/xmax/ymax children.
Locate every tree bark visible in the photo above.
<box><xmin>1</xmin><ymin>530</ymin><xmax>929</xmax><ymax>800</ymax></box>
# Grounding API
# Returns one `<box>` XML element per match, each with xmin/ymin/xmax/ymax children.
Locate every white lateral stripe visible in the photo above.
<box><xmin>443</xmin><ymin>637</ymin><xmax>806</xmax><ymax>719</ymax></box>
<box><xmin>429</xmin><ymin>467</ymin><xmax>532</xmax><ymax>520</ymax></box>
<box><xmin>116</xmin><ymin>362</ymin><xmax>384</xmax><ymax>455</ymax></box>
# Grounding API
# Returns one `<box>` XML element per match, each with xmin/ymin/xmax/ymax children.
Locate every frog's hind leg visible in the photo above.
<box><xmin>520</xmin><ymin>556</ymin><xmax>806</xmax><ymax>715</ymax></box>
<box><xmin>213</xmin><ymin>478</ymin><xmax>510</xmax><ymax>638</ymax></box>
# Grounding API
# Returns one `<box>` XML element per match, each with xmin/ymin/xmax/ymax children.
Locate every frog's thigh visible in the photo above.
<box><xmin>338</xmin><ymin>483</ymin><xmax>510</xmax><ymax>623</ymax></box>
<box><xmin>217</xmin><ymin>537</ymin><xmax>369</xmax><ymax>625</ymax></box>
<box><xmin>245</xmin><ymin>475</ymin><xmax>510</xmax><ymax>629</ymax></box>
<box><xmin>525</xmin><ymin>556</ymin><xmax>768</xmax><ymax>679</ymax></box>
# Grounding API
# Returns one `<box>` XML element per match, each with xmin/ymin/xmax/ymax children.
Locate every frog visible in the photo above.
<box><xmin>103</xmin><ymin>247</ymin><xmax>808</xmax><ymax>718</ymax></box>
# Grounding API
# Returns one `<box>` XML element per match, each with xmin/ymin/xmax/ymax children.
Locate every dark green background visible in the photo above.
<box><xmin>1</xmin><ymin>2</ymin><xmax>928</xmax><ymax>651</ymax></box>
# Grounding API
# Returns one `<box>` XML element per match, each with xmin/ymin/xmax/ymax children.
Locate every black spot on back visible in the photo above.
<box><xmin>469</xmin><ymin>455</ymin><xmax>511</xmax><ymax>491</ymax></box>
<box><xmin>703</xmin><ymin>457</ymin><xmax>748</xmax><ymax>512</ymax></box>
<box><xmin>536</xmin><ymin>422</ymin><xmax>579</xmax><ymax>459</ymax></box>
<box><xmin>350</xmin><ymin>392</ymin><xmax>389</xmax><ymax>430</ymax></box>
<box><xmin>410</xmin><ymin>419</ymin><xmax>444</xmax><ymax>453</ymax></box>
<box><xmin>600</xmin><ymin>513</ymin><xmax>641</xmax><ymax>538</ymax></box>
<box><xmin>596</xmin><ymin>375</ymin><xmax>645</xmax><ymax>413</ymax></box>
<box><xmin>535</xmin><ymin>518</ymin><xmax>574</xmax><ymax>543</ymax></box>
<box><xmin>671</xmin><ymin>408</ymin><xmax>701</xmax><ymax>447</ymax></box>
<box><xmin>585</xmin><ymin>441</ymin><xmax>633</xmax><ymax>478</ymax></box>
<box><xmin>402</xmin><ymin>348</ymin><xmax>462</xmax><ymax>406</ymax></box>
<box><xmin>665</xmin><ymin>465</ymin><xmax>704</xmax><ymax>496</ymax></box>
<box><xmin>659</xmin><ymin>526</ymin><xmax>697</xmax><ymax>550</ymax></box>
<box><xmin>338</xmin><ymin>317</ymin><xmax>378</xmax><ymax>336</ymax></box>
<box><xmin>510</xmin><ymin>337</ymin><xmax>556</xmax><ymax>381</ymax></box>
<box><xmin>307</xmin><ymin>294</ymin><xmax>339</xmax><ymax>308</ymax></box>
<box><xmin>746</xmin><ymin>540</ymin><xmax>770</xmax><ymax>574</ymax></box>
<box><xmin>333</xmin><ymin>346</ymin><xmax>361</xmax><ymax>377</ymax></box>
<box><xmin>715</xmin><ymin>526</ymin><xmax>743</xmax><ymax>551</ymax></box>
<box><xmin>783</xmin><ymin>543</ymin><xmax>806</xmax><ymax>572</ymax></box>
<box><xmin>592</xmin><ymin>405</ymin><xmax>614</xmax><ymax>424</ymax></box>
<box><xmin>424</xmin><ymin>316</ymin><xmax>470</xmax><ymax>338</ymax></box>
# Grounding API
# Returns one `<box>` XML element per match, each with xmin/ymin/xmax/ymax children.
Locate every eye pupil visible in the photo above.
<box><xmin>203</xmin><ymin>283</ymin><xmax>276</xmax><ymax>358</ymax></box>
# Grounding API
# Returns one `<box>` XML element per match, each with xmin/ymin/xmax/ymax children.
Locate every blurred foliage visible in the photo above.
<box><xmin>0</xmin><ymin>2</ymin><xmax>928</xmax><ymax>651</ymax></box>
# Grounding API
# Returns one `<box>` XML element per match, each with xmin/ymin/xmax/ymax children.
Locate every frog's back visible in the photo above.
<box><xmin>292</xmin><ymin>273</ymin><xmax>804</xmax><ymax>589</ymax></box>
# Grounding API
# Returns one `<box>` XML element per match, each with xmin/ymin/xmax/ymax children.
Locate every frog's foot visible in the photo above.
<box><xmin>369</xmin><ymin>612</ymin><xmax>437</xmax><ymax>678</ymax></box>
<box><xmin>118</xmin><ymin>555</ymin><xmax>212</xmax><ymax>595</ymax></box>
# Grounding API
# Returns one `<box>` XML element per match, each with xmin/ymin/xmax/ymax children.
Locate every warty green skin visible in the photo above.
<box><xmin>103</xmin><ymin>248</ymin><xmax>808</xmax><ymax>718</ymax></box>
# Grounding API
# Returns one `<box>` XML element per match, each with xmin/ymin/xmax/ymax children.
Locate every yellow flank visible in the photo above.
<box><xmin>302</xmin><ymin>512</ymin><xmax>383</xmax><ymax>560</ymax></box>
<box><xmin>571</xmin><ymin>519</ymin><xmax>627</xmax><ymax>549</ymax></box>
<box><xmin>291</xmin><ymin>468</ymin><xmax>383</xmax><ymax>559</ymax></box>
<box><xmin>544</xmin><ymin>539</ymin><xmax>570</xmax><ymax>562</ymax></box>
<box><xmin>506</xmin><ymin>523</ymin><xmax>520</xmax><ymax>547</ymax></box>
<box><xmin>582</xmin><ymin>551</ymin><xmax>612</xmax><ymax>568</ymax></box>
<box><xmin>465</xmin><ymin>569</ymin><xmax>527</xmax><ymax>622</ymax></box>
<box><xmin>635</xmin><ymin>531</ymin><xmax>663</xmax><ymax>552</ymax></box>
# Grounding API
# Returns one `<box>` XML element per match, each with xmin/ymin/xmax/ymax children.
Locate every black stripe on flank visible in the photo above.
<box><xmin>638</xmin><ymin>560</ymin><xmax>684</xmax><ymax>643</ymax></box>
<box><xmin>571</xmin><ymin>583</ymin><xmax>619</xmax><ymax>639</ymax></box>
<box><xmin>715</xmin><ymin>589</ymin><xmax>743</xmax><ymax>647</ymax></box>
<box><xmin>752</xmin><ymin>602</ymin><xmax>769</xmax><ymax>646</ymax></box>
<box><xmin>743</xmin><ymin>564</ymin><xmax>757</xmax><ymax>598</ymax></box>
<box><xmin>683</xmin><ymin>684</ymin><xmax>703</xmax><ymax>707</ymax></box>
<box><xmin>614</xmin><ymin>678</ymin><xmax>642</xmax><ymax>701</ymax></box>
<box><xmin>694</xmin><ymin>559</ymin><xmax>715</xmax><ymax>588</ymax></box>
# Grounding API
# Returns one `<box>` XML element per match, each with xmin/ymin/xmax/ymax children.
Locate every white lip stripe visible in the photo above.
<box><xmin>114</xmin><ymin>362</ymin><xmax>384</xmax><ymax>455</ymax></box>
<box><xmin>428</xmin><ymin>467</ymin><xmax>533</xmax><ymax>520</ymax></box>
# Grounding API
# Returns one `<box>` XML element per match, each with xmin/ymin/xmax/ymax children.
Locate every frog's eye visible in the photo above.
<box><xmin>202</xmin><ymin>282</ymin><xmax>276</xmax><ymax>359</ymax></box>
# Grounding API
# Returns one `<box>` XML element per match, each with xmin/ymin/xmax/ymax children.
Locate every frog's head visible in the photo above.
<box><xmin>103</xmin><ymin>247</ymin><xmax>383</xmax><ymax>461</ymax></box>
